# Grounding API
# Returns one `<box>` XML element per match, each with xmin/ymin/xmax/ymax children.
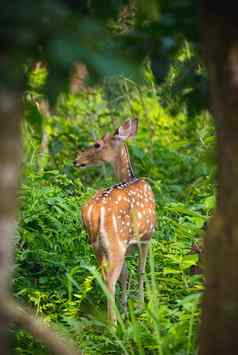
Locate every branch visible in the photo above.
<box><xmin>1</xmin><ymin>298</ymin><xmax>81</xmax><ymax>355</ymax></box>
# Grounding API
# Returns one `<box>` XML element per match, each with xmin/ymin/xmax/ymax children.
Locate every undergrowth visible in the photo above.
<box><xmin>13</xmin><ymin>65</ymin><xmax>215</xmax><ymax>354</ymax></box>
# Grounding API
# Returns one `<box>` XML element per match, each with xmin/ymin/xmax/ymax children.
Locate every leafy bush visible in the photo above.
<box><xmin>13</xmin><ymin>62</ymin><xmax>215</xmax><ymax>354</ymax></box>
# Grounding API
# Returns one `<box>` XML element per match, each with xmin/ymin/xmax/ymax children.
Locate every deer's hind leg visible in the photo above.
<box><xmin>106</xmin><ymin>254</ymin><xmax>126</xmax><ymax>324</ymax></box>
<box><xmin>119</xmin><ymin>244</ymin><xmax>134</xmax><ymax>315</ymax></box>
<box><xmin>138</xmin><ymin>241</ymin><xmax>149</xmax><ymax>304</ymax></box>
<box><xmin>120</xmin><ymin>262</ymin><xmax>128</xmax><ymax>314</ymax></box>
<box><xmin>97</xmin><ymin>245</ymin><xmax>126</xmax><ymax>324</ymax></box>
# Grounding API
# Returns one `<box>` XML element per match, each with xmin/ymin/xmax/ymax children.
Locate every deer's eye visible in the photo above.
<box><xmin>94</xmin><ymin>142</ymin><xmax>101</xmax><ymax>149</ymax></box>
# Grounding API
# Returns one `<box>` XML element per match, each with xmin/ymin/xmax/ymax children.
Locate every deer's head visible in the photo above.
<box><xmin>74</xmin><ymin>119</ymin><xmax>138</xmax><ymax>168</ymax></box>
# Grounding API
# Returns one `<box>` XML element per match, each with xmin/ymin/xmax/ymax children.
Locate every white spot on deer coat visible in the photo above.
<box><xmin>112</xmin><ymin>214</ymin><xmax>118</xmax><ymax>234</ymax></box>
<box><xmin>100</xmin><ymin>207</ymin><xmax>110</xmax><ymax>253</ymax></box>
<box><xmin>87</xmin><ymin>205</ymin><xmax>94</xmax><ymax>226</ymax></box>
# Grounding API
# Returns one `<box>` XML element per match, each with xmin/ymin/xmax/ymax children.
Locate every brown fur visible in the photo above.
<box><xmin>75</xmin><ymin>119</ymin><xmax>156</xmax><ymax>323</ymax></box>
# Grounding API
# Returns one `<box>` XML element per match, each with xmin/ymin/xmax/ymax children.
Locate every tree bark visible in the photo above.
<box><xmin>0</xmin><ymin>87</ymin><xmax>81</xmax><ymax>354</ymax></box>
<box><xmin>0</xmin><ymin>88</ymin><xmax>22</xmax><ymax>354</ymax></box>
<box><xmin>199</xmin><ymin>8</ymin><xmax>238</xmax><ymax>355</ymax></box>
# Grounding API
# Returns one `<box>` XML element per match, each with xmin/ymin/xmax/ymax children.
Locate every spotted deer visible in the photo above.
<box><xmin>74</xmin><ymin>119</ymin><xmax>156</xmax><ymax>323</ymax></box>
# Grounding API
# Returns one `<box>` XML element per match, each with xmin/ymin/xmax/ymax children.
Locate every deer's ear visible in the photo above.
<box><xmin>102</xmin><ymin>132</ymin><xmax>111</xmax><ymax>143</ymax></box>
<box><xmin>114</xmin><ymin>119</ymin><xmax>138</xmax><ymax>140</ymax></box>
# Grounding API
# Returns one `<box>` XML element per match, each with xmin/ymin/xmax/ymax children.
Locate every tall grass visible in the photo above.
<box><xmin>13</xmin><ymin>65</ymin><xmax>215</xmax><ymax>354</ymax></box>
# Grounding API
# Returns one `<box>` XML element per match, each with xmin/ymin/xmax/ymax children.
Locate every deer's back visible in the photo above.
<box><xmin>81</xmin><ymin>178</ymin><xmax>156</xmax><ymax>249</ymax></box>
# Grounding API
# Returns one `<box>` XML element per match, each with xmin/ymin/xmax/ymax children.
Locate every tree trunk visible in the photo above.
<box><xmin>0</xmin><ymin>81</ymin><xmax>82</xmax><ymax>353</ymax></box>
<box><xmin>199</xmin><ymin>8</ymin><xmax>238</xmax><ymax>355</ymax></box>
<box><xmin>0</xmin><ymin>87</ymin><xmax>22</xmax><ymax>354</ymax></box>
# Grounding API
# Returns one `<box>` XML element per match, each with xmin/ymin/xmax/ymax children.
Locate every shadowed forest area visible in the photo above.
<box><xmin>1</xmin><ymin>1</ymin><xmax>238</xmax><ymax>355</ymax></box>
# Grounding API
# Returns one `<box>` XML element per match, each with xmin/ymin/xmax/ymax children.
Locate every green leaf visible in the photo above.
<box><xmin>163</xmin><ymin>267</ymin><xmax>181</xmax><ymax>275</ymax></box>
<box><xmin>180</xmin><ymin>254</ymin><xmax>199</xmax><ymax>270</ymax></box>
<box><xmin>204</xmin><ymin>195</ymin><xmax>215</xmax><ymax>210</ymax></box>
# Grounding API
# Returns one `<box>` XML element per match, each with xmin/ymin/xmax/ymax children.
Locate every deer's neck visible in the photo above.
<box><xmin>113</xmin><ymin>144</ymin><xmax>135</xmax><ymax>182</ymax></box>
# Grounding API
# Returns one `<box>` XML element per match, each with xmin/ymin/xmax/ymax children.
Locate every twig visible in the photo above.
<box><xmin>0</xmin><ymin>298</ymin><xmax>81</xmax><ymax>355</ymax></box>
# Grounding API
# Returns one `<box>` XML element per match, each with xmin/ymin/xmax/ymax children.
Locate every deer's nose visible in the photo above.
<box><xmin>74</xmin><ymin>160</ymin><xmax>86</xmax><ymax>167</ymax></box>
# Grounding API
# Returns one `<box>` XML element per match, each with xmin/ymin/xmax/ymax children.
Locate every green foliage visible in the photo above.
<box><xmin>159</xmin><ymin>41</ymin><xmax>208</xmax><ymax>115</ymax></box>
<box><xmin>13</xmin><ymin>62</ymin><xmax>215</xmax><ymax>354</ymax></box>
<box><xmin>1</xmin><ymin>0</ymin><xmax>204</xmax><ymax>110</ymax></box>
